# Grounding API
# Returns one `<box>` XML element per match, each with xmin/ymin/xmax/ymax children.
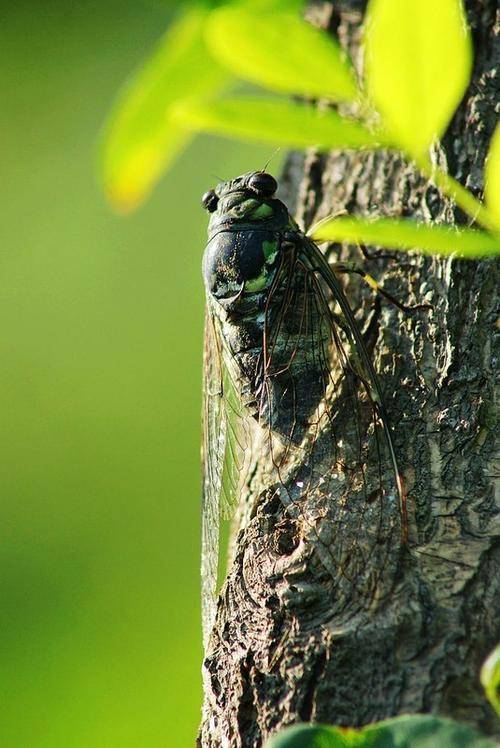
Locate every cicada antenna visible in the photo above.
<box><xmin>261</xmin><ymin>147</ymin><xmax>281</xmax><ymax>173</ymax></box>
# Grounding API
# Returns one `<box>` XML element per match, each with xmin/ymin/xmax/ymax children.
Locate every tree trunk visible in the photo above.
<box><xmin>199</xmin><ymin>2</ymin><xmax>499</xmax><ymax>745</ymax></box>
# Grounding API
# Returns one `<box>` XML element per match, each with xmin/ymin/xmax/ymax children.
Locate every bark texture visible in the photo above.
<box><xmin>199</xmin><ymin>2</ymin><xmax>499</xmax><ymax>745</ymax></box>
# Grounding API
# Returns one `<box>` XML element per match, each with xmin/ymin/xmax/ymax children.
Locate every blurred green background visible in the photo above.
<box><xmin>0</xmin><ymin>1</ymin><xmax>275</xmax><ymax>745</ymax></box>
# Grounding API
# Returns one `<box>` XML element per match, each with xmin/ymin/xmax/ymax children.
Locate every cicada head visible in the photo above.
<box><xmin>202</xmin><ymin>171</ymin><xmax>292</xmax><ymax>234</ymax></box>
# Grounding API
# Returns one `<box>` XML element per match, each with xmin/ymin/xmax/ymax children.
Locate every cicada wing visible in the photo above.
<box><xmin>260</xmin><ymin>247</ymin><xmax>331</xmax><ymax>455</ymax></box>
<box><xmin>303</xmin><ymin>237</ymin><xmax>407</xmax><ymax>539</ymax></box>
<box><xmin>260</xmin><ymin>235</ymin><xmax>405</xmax><ymax>600</ymax></box>
<box><xmin>201</xmin><ymin>311</ymin><xmax>220</xmax><ymax>647</ymax></box>
<box><xmin>201</xmin><ymin>308</ymin><xmax>249</xmax><ymax>648</ymax></box>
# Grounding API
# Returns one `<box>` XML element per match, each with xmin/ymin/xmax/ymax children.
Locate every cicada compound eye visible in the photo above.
<box><xmin>201</xmin><ymin>189</ymin><xmax>219</xmax><ymax>213</ymax></box>
<box><xmin>248</xmin><ymin>172</ymin><xmax>277</xmax><ymax>197</ymax></box>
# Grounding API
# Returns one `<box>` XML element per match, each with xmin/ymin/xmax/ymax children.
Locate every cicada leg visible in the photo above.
<box><xmin>331</xmin><ymin>261</ymin><xmax>432</xmax><ymax>315</ymax></box>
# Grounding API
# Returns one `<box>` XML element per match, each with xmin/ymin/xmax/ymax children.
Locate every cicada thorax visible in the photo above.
<box><xmin>204</xmin><ymin>226</ymin><xmax>331</xmax><ymax>447</ymax></box>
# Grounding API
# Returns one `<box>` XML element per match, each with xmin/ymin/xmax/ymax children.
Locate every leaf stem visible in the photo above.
<box><xmin>416</xmin><ymin>157</ymin><xmax>499</xmax><ymax>234</ymax></box>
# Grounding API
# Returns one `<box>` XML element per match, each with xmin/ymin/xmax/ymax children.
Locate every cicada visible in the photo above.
<box><xmin>200</xmin><ymin>171</ymin><xmax>406</xmax><ymax>647</ymax></box>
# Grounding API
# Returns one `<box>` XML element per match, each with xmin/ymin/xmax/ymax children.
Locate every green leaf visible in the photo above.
<box><xmin>309</xmin><ymin>217</ymin><xmax>500</xmax><ymax>258</ymax></box>
<box><xmin>236</xmin><ymin>0</ymin><xmax>307</xmax><ymax>9</ymax></box>
<box><xmin>101</xmin><ymin>6</ymin><xmax>228</xmax><ymax>212</ymax></box>
<box><xmin>481</xmin><ymin>645</ymin><xmax>500</xmax><ymax>716</ymax></box>
<box><xmin>265</xmin><ymin>724</ymin><xmax>350</xmax><ymax>748</ymax></box>
<box><xmin>266</xmin><ymin>716</ymin><xmax>495</xmax><ymax>748</ymax></box>
<box><xmin>364</xmin><ymin>0</ymin><xmax>472</xmax><ymax>156</ymax></box>
<box><xmin>485</xmin><ymin>126</ymin><xmax>500</xmax><ymax>230</ymax></box>
<box><xmin>173</xmin><ymin>97</ymin><xmax>379</xmax><ymax>150</ymax></box>
<box><xmin>368</xmin><ymin>715</ymin><xmax>494</xmax><ymax>747</ymax></box>
<box><xmin>206</xmin><ymin>6</ymin><xmax>358</xmax><ymax>101</ymax></box>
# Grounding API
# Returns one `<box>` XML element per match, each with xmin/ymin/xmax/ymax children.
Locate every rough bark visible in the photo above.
<box><xmin>199</xmin><ymin>2</ymin><xmax>500</xmax><ymax>745</ymax></box>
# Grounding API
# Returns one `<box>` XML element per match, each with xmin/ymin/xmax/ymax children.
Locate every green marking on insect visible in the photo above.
<box><xmin>244</xmin><ymin>240</ymin><xmax>279</xmax><ymax>292</ymax></box>
<box><xmin>244</xmin><ymin>272</ymin><xmax>267</xmax><ymax>293</ymax></box>
<box><xmin>200</xmin><ymin>170</ymin><xmax>407</xmax><ymax>649</ymax></box>
<box><xmin>249</xmin><ymin>203</ymin><xmax>274</xmax><ymax>220</ymax></box>
<box><xmin>263</xmin><ymin>239</ymin><xmax>278</xmax><ymax>261</ymax></box>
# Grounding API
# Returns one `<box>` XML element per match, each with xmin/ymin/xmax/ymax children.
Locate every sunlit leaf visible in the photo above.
<box><xmin>485</xmin><ymin>125</ymin><xmax>500</xmax><ymax>230</ymax></box>
<box><xmin>173</xmin><ymin>97</ymin><xmax>379</xmax><ymax>150</ymax></box>
<box><xmin>364</xmin><ymin>0</ymin><xmax>472</xmax><ymax>156</ymax></box>
<box><xmin>206</xmin><ymin>6</ymin><xmax>358</xmax><ymax>101</ymax></box>
<box><xmin>265</xmin><ymin>723</ymin><xmax>346</xmax><ymax>747</ymax></box>
<box><xmin>481</xmin><ymin>645</ymin><xmax>500</xmax><ymax>716</ymax></box>
<box><xmin>239</xmin><ymin>0</ymin><xmax>306</xmax><ymax>8</ymax></box>
<box><xmin>266</xmin><ymin>716</ymin><xmax>494</xmax><ymax>747</ymax></box>
<box><xmin>101</xmin><ymin>6</ymin><xmax>228</xmax><ymax>212</ymax></box>
<box><xmin>309</xmin><ymin>216</ymin><xmax>500</xmax><ymax>258</ymax></box>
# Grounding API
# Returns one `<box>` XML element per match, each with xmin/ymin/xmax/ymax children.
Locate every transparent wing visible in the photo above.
<box><xmin>201</xmin><ymin>308</ymin><xmax>248</xmax><ymax>648</ymax></box>
<box><xmin>260</xmin><ymin>237</ymin><xmax>406</xmax><ymax>603</ymax></box>
<box><xmin>304</xmin><ymin>236</ymin><xmax>407</xmax><ymax>538</ymax></box>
